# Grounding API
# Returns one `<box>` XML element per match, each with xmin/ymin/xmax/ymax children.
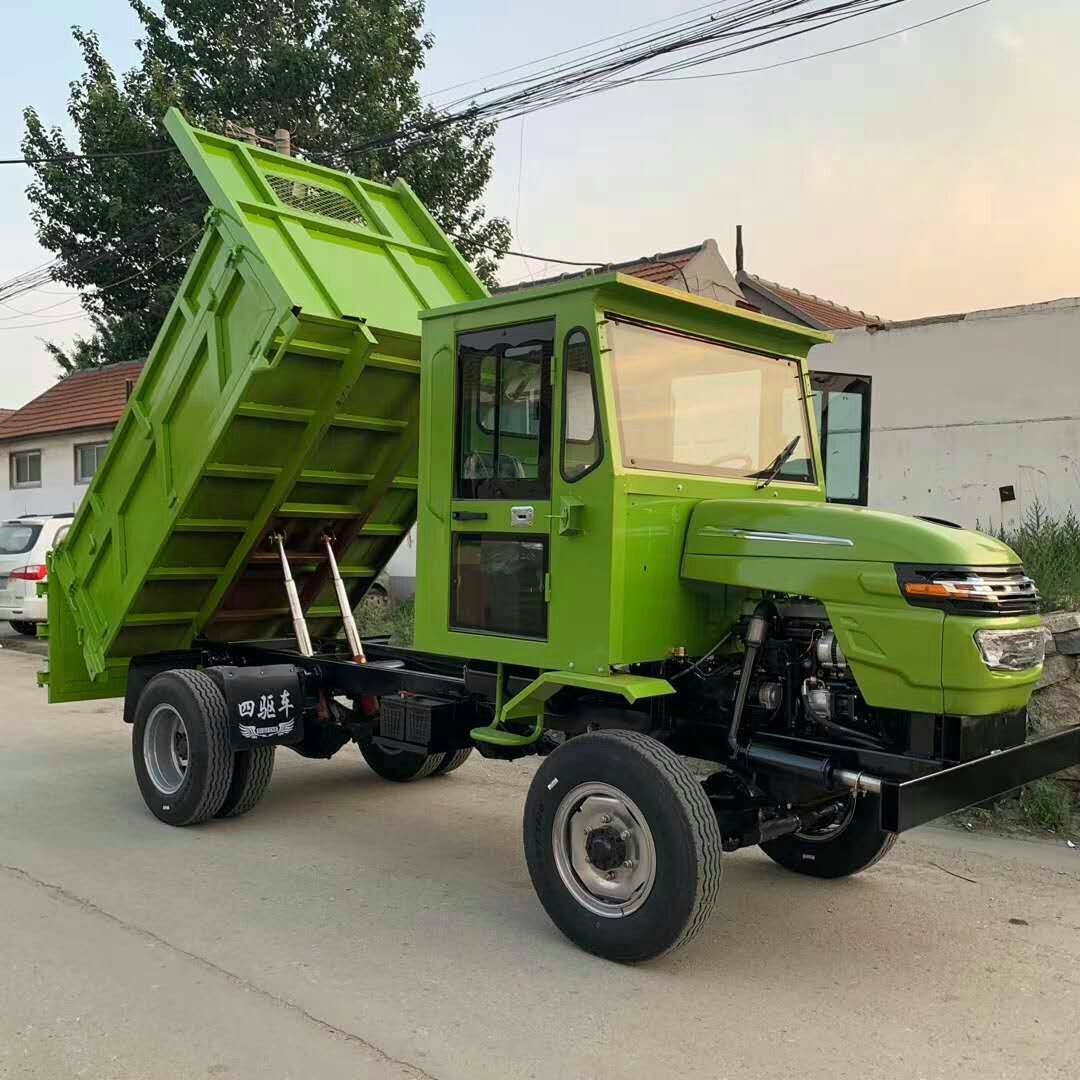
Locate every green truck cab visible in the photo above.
<box><xmin>43</xmin><ymin>112</ymin><xmax>1077</xmax><ymax>962</ymax></box>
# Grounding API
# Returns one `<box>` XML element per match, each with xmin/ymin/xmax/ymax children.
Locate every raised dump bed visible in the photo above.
<box><xmin>44</xmin><ymin>108</ymin><xmax>486</xmax><ymax>703</ymax></box>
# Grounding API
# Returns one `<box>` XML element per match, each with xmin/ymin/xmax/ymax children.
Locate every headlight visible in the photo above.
<box><xmin>974</xmin><ymin>628</ymin><xmax>1045</xmax><ymax>672</ymax></box>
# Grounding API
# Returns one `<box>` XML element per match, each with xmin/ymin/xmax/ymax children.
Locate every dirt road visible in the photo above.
<box><xmin>2</xmin><ymin>647</ymin><xmax>1078</xmax><ymax>1079</ymax></box>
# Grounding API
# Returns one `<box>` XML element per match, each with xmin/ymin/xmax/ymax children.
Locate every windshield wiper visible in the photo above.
<box><xmin>753</xmin><ymin>435</ymin><xmax>801</xmax><ymax>490</ymax></box>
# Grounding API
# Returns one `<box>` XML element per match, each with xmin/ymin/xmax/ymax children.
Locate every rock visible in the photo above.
<box><xmin>1042</xmin><ymin>625</ymin><xmax>1057</xmax><ymax>657</ymax></box>
<box><xmin>1034</xmin><ymin>653</ymin><xmax>1077</xmax><ymax>690</ymax></box>
<box><xmin>1028</xmin><ymin>676</ymin><xmax>1080</xmax><ymax>781</ymax></box>
<box><xmin>1054</xmin><ymin>629</ymin><xmax>1080</xmax><ymax>656</ymax></box>
<box><xmin>1043</xmin><ymin>611</ymin><xmax>1080</xmax><ymax>635</ymax></box>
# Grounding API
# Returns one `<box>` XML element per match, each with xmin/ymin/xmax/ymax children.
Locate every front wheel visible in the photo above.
<box><xmin>9</xmin><ymin>620</ymin><xmax>37</xmax><ymax>636</ymax></box>
<box><xmin>759</xmin><ymin>794</ymin><xmax>896</xmax><ymax>878</ymax></box>
<box><xmin>524</xmin><ymin>731</ymin><xmax>723</xmax><ymax>962</ymax></box>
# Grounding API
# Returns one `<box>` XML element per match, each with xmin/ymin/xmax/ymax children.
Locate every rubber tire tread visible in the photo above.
<box><xmin>359</xmin><ymin>741</ymin><xmax>444</xmax><ymax>782</ymax></box>
<box><xmin>216</xmin><ymin>746</ymin><xmax>276</xmax><ymax>818</ymax></box>
<box><xmin>434</xmin><ymin>748</ymin><xmax>473</xmax><ymax>775</ymax></box>
<box><xmin>759</xmin><ymin>795</ymin><xmax>897</xmax><ymax>878</ymax></box>
<box><xmin>132</xmin><ymin>669</ymin><xmax>234</xmax><ymax>826</ymax></box>
<box><xmin>524</xmin><ymin>730</ymin><xmax>723</xmax><ymax>962</ymax></box>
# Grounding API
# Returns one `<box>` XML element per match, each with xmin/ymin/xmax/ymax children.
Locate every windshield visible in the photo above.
<box><xmin>607</xmin><ymin>317</ymin><xmax>815</xmax><ymax>483</ymax></box>
<box><xmin>0</xmin><ymin>522</ymin><xmax>42</xmax><ymax>555</ymax></box>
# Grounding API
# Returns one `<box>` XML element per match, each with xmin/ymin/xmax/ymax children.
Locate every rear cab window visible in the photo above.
<box><xmin>0</xmin><ymin>522</ymin><xmax>42</xmax><ymax>555</ymax></box>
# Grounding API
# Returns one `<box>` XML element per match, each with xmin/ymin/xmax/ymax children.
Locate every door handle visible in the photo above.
<box><xmin>452</xmin><ymin>510</ymin><xmax>488</xmax><ymax>522</ymax></box>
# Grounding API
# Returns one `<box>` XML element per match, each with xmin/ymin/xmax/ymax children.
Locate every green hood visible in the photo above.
<box><xmin>683</xmin><ymin>499</ymin><xmax>1018</xmax><ymax>566</ymax></box>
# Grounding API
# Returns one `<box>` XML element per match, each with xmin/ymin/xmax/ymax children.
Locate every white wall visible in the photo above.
<box><xmin>0</xmin><ymin>427</ymin><xmax>114</xmax><ymax>521</ymax></box>
<box><xmin>809</xmin><ymin>298</ymin><xmax>1080</xmax><ymax>529</ymax></box>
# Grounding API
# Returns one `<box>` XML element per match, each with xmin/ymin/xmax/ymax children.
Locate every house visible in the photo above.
<box><xmin>807</xmin><ymin>298</ymin><xmax>1080</xmax><ymax>527</ymax></box>
<box><xmin>0</xmin><ymin>360</ymin><xmax>143</xmax><ymax>520</ymax></box>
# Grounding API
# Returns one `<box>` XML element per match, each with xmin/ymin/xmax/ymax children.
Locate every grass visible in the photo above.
<box><xmin>953</xmin><ymin>777</ymin><xmax>1077</xmax><ymax>839</ymax></box>
<box><xmin>355</xmin><ymin>592</ymin><xmax>414</xmax><ymax>645</ymax></box>
<box><xmin>984</xmin><ymin>502</ymin><xmax>1080</xmax><ymax>611</ymax></box>
<box><xmin>1020</xmin><ymin>777</ymin><xmax>1074</xmax><ymax>832</ymax></box>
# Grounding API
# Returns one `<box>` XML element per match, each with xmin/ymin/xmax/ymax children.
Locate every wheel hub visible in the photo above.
<box><xmin>584</xmin><ymin>826</ymin><xmax>627</xmax><ymax>871</ymax></box>
<box><xmin>144</xmin><ymin>703</ymin><xmax>190</xmax><ymax>796</ymax></box>
<box><xmin>551</xmin><ymin>783</ymin><xmax>657</xmax><ymax>918</ymax></box>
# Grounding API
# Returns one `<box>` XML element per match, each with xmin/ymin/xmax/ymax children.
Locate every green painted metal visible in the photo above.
<box><xmin>470</xmin><ymin>669</ymin><xmax>675</xmax><ymax>745</ymax></box>
<box><xmin>46</xmin><ymin>132</ymin><xmax>1041</xmax><ymax>732</ymax></box>
<box><xmin>45</xmin><ymin>109</ymin><xmax>485</xmax><ymax>703</ymax></box>
<box><xmin>413</xmin><ymin>272</ymin><xmax>1040</xmax><ymax>721</ymax></box>
<box><xmin>414</xmin><ymin>274</ymin><xmax>830</xmax><ymax>673</ymax></box>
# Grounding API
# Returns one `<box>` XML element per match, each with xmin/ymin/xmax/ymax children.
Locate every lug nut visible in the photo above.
<box><xmin>600</xmin><ymin>814</ymin><xmax>613</xmax><ymax>825</ymax></box>
<box><xmin>619</xmin><ymin>829</ymin><xmax>631</xmax><ymax>841</ymax></box>
<box><xmin>605</xmin><ymin>870</ymin><xmax>617</xmax><ymax>880</ymax></box>
<box><xmin>623</xmin><ymin>859</ymin><xmax>636</xmax><ymax>869</ymax></box>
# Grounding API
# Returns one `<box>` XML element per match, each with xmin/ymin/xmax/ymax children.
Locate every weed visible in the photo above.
<box><xmin>981</xmin><ymin>502</ymin><xmax>1080</xmax><ymax>611</ymax></box>
<box><xmin>1020</xmin><ymin>777</ymin><xmax>1073</xmax><ymax>832</ymax></box>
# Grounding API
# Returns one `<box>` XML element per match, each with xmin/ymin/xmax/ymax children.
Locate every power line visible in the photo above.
<box><xmin>0</xmin><ymin>145</ymin><xmax>176</xmax><ymax>167</ymax></box>
<box><xmin>641</xmin><ymin>0</ymin><xmax>991</xmax><ymax>80</ymax></box>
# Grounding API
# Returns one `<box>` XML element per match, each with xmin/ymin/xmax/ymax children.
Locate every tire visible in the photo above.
<box><xmin>759</xmin><ymin>795</ymin><xmax>896</xmax><ymax>879</ymax></box>
<box><xmin>9</xmin><ymin>620</ymin><xmax>37</xmax><ymax>636</ymax></box>
<box><xmin>359</xmin><ymin>740</ymin><xmax>444</xmax><ymax>782</ymax></box>
<box><xmin>132</xmin><ymin>670</ymin><xmax>234</xmax><ymax>826</ymax></box>
<box><xmin>433</xmin><ymin>748</ymin><xmax>473</xmax><ymax>775</ymax></box>
<box><xmin>523</xmin><ymin>730</ymin><xmax>723</xmax><ymax>962</ymax></box>
<box><xmin>216</xmin><ymin>746</ymin><xmax>276</xmax><ymax>818</ymax></box>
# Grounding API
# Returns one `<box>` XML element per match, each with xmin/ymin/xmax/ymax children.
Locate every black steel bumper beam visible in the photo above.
<box><xmin>879</xmin><ymin>723</ymin><xmax>1080</xmax><ymax>833</ymax></box>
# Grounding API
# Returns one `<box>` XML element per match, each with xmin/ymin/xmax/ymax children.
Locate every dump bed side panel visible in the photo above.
<box><xmin>45</xmin><ymin>111</ymin><xmax>485</xmax><ymax>701</ymax></box>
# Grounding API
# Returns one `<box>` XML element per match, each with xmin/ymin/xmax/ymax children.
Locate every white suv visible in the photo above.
<box><xmin>0</xmin><ymin>515</ymin><xmax>73</xmax><ymax>635</ymax></box>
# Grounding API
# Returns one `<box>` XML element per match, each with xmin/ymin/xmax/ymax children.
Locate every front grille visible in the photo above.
<box><xmin>897</xmin><ymin>564</ymin><xmax>1040</xmax><ymax>616</ymax></box>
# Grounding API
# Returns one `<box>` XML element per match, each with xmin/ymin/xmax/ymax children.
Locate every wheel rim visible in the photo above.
<box><xmin>144</xmin><ymin>703</ymin><xmax>190</xmax><ymax>796</ymax></box>
<box><xmin>795</xmin><ymin>795</ymin><xmax>857</xmax><ymax>842</ymax></box>
<box><xmin>551</xmin><ymin>782</ymin><xmax>657</xmax><ymax>918</ymax></box>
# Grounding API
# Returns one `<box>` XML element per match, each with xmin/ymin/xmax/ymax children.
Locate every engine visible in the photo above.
<box><xmin>671</xmin><ymin>598</ymin><xmax>907</xmax><ymax>755</ymax></box>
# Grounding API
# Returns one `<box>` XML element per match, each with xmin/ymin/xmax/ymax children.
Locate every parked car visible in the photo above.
<box><xmin>0</xmin><ymin>514</ymin><xmax>73</xmax><ymax>635</ymax></box>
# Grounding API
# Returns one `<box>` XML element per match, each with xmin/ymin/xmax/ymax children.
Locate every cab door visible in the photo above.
<box><xmin>448</xmin><ymin>319</ymin><xmax>554</xmax><ymax>650</ymax></box>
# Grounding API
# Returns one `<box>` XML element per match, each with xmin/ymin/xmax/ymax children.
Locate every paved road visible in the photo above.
<box><xmin>2</xmin><ymin>647</ymin><xmax>1079</xmax><ymax>1080</ymax></box>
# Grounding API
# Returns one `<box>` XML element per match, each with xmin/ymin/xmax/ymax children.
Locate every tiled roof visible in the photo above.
<box><xmin>0</xmin><ymin>361</ymin><xmax>143</xmax><ymax>441</ymax></box>
<box><xmin>740</xmin><ymin>272</ymin><xmax>880</xmax><ymax>329</ymax></box>
<box><xmin>495</xmin><ymin>243</ymin><xmax>704</xmax><ymax>293</ymax></box>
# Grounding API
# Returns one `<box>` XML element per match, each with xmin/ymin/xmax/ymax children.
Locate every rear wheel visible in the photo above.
<box><xmin>523</xmin><ymin>731</ymin><xmax>723</xmax><ymax>962</ymax></box>
<box><xmin>9</xmin><ymin>620</ymin><xmax>36</xmax><ymax>636</ymax></box>
<box><xmin>216</xmin><ymin>746</ymin><xmax>276</xmax><ymax>818</ymax></box>
<box><xmin>132</xmin><ymin>670</ymin><xmax>234</xmax><ymax>826</ymax></box>
<box><xmin>359</xmin><ymin>740</ymin><xmax>444</xmax><ymax>782</ymax></box>
<box><xmin>433</xmin><ymin>748</ymin><xmax>473</xmax><ymax>775</ymax></box>
<box><xmin>759</xmin><ymin>794</ymin><xmax>896</xmax><ymax>878</ymax></box>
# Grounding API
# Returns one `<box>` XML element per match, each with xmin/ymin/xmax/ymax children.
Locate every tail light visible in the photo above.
<box><xmin>10</xmin><ymin>564</ymin><xmax>47</xmax><ymax>582</ymax></box>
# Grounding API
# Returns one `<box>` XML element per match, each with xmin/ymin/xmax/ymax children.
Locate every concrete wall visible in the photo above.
<box><xmin>808</xmin><ymin>298</ymin><xmax>1080</xmax><ymax>528</ymax></box>
<box><xmin>0</xmin><ymin>427</ymin><xmax>114</xmax><ymax>521</ymax></box>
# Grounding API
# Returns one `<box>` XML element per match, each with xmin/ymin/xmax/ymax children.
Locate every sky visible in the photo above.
<box><xmin>0</xmin><ymin>0</ymin><xmax>1077</xmax><ymax>408</ymax></box>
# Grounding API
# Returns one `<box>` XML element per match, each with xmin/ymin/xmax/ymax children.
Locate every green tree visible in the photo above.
<box><xmin>23</xmin><ymin>1</ymin><xmax>509</xmax><ymax>372</ymax></box>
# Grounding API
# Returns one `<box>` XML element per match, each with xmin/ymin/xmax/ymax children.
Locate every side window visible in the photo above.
<box><xmin>456</xmin><ymin>319</ymin><xmax>554</xmax><ymax>500</ymax></box>
<box><xmin>561</xmin><ymin>328</ymin><xmax>603</xmax><ymax>482</ymax></box>
<box><xmin>10</xmin><ymin>449</ymin><xmax>42</xmax><ymax>489</ymax></box>
<box><xmin>809</xmin><ymin>372</ymin><xmax>872</xmax><ymax>505</ymax></box>
<box><xmin>75</xmin><ymin>441</ymin><xmax>109</xmax><ymax>484</ymax></box>
<box><xmin>451</xmin><ymin>534</ymin><xmax>547</xmax><ymax>639</ymax></box>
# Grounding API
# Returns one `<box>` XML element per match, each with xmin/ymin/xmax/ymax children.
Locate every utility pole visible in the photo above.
<box><xmin>274</xmin><ymin>128</ymin><xmax>292</xmax><ymax>157</ymax></box>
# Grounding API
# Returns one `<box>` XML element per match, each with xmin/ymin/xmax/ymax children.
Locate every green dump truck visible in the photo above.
<box><xmin>44</xmin><ymin>110</ymin><xmax>1080</xmax><ymax>962</ymax></box>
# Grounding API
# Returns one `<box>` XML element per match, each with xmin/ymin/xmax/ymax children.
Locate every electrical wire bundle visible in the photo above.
<box><xmin>0</xmin><ymin>0</ymin><xmax>990</xmax><ymax>330</ymax></box>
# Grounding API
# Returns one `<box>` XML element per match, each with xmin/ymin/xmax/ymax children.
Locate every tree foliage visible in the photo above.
<box><xmin>23</xmin><ymin>1</ymin><xmax>509</xmax><ymax>371</ymax></box>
